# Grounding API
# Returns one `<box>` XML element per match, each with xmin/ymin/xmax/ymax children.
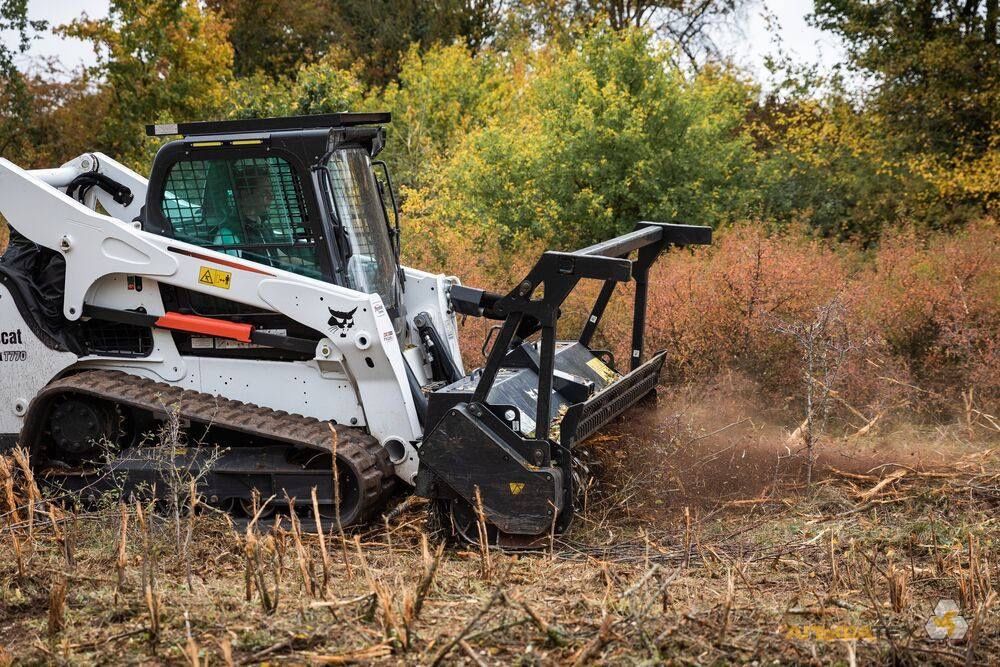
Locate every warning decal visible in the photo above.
<box><xmin>586</xmin><ymin>356</ymin><xmax>617</xmax><ymax>384</ymax></box>
<box><xmin>198</xmin><ymin>266</ymin><xmax>232</xmax><ymax>289</ymax></box>
<box><xmin>509</xmin><ymin>482</ymin><xmax>525</xmax><ymax>495</ymax></box>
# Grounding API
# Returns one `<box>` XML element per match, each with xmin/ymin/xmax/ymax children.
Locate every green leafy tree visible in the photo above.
<box><xmin>753</xmin><ymin>93</ymin><xmax>922</xmax><ymax>242</ymax></box>
<box><xmin>417</xmin><ymin>29</ymin><xmax>760</xmax><ymax>247</ymax></box>
<box><xmin>61</xmin><ymin>0</ymin><xmax>234</xmax><ymax>168</ymax></box>
<box><xmin>222</xmin><ymin>55</ymin><xmax>370</xmax><ymax>120</ymax></box>
<box><xmin>378</xmin><ymin>43</ymin><xmax>514</xmax><ymax>188</ymax></box>
<box><xmin>222</xmin><ymin>41</ymin><xmax>513</xmax><ymax>188</ymax></box>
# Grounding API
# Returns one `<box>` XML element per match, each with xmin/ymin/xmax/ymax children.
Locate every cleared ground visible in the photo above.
<box><xmin>0</xmin><ymin>382</ymin><xmax>997</xmax><ymax>665</ymax></box>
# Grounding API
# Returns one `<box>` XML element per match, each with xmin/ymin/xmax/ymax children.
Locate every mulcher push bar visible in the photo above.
<box><xmin>472</xmin><ymin>222</ymin><xmax>712</xmax><ymax>442</ymax></box>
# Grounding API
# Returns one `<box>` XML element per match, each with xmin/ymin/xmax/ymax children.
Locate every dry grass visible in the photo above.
<box><xmin>0</xmin><ymin>389</ymin><xmax>997</xmax><ymax>665</ymax></box>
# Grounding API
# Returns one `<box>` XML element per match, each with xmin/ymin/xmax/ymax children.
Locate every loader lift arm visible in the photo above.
<box><xmin>417</xmin><ymin>222</ymin><xmax>711</xmax><ymax>546</ymax></box>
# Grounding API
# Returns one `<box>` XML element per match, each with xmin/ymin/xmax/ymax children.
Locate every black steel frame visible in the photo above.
<box><xmin>470</xmin><ymin>222</ymin><xmax>712</xmax><ymax>442</ymax></box>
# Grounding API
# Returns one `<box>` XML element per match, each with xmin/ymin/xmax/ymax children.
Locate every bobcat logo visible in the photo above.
<box><xmin>328</xmin><ymin>307</ymin><xmax>357</xmax><ymax>338</ymax></box>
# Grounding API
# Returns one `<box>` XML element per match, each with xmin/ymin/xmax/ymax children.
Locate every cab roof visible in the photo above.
<box><xmin>145</xmin><ymin>112</ymin><xmax>391</xmax><ymax>138</ymax></box>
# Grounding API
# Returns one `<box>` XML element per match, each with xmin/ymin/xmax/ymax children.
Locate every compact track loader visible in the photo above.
<box><xmin>0</xmin><ymin>113</ymin><xmax>710</xmax><ymax>545</ymax></box>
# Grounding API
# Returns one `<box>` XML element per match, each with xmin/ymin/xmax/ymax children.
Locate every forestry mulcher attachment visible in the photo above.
<box><xmin>0</xmin><ymin>113</ymin><xmax>710</xmax><ymax>545</ymax></box>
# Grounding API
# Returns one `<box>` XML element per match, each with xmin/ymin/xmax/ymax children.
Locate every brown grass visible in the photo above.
<box><xmin>0</xmin><ymin>397</ymin><xmax>996</xmax><ymax>665</ymax></box>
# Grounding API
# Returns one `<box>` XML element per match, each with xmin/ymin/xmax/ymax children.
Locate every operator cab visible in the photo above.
<box><xmin>142</xmin><ymin>113</ymin><xmax>405</xmax><ymax>353</ymax></box>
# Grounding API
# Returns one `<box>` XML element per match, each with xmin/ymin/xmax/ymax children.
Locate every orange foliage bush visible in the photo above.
<box><xmin>408</xmin><ymin>216</ymin><xmax>998</xmax><ymax>422</ymax></box>
<box><xmin>607</xmin><ymin>225</ymin><xmax>853</xmax><ymax>388</ymax></box>
<box><xmin>857</xmin><ymin>221</ymin><xmax>999</xmax><ymax>410</ymax></box>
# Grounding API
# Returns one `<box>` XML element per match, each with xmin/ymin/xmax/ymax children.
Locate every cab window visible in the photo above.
<box><xmin>160</xmin><ymin>156</ymin><xmax>323</xmax><ymax>279</ymax></box>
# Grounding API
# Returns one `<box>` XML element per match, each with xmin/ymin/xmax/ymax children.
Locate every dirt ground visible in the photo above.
<box><xmin>0</xmin><ymin>381</ymin><xmax>998</xmax><ymax>665</ymax></box>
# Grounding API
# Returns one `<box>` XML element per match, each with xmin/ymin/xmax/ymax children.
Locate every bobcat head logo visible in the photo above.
<box><xmin>328</xmin><ymin>307</ymin><xmax>357</xmax><ymax>338</ymax></box>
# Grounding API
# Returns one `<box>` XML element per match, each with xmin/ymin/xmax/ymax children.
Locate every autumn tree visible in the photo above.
<box><xmin>60</xmin><ymin>0</ymin><xmax>234</xmax><ymax>168</ymax></box>
<box><xmin>511</xmin><ymin>0</ymin><xmax>745</xmax><ymax>65</ymax></box>
<box><xmin>0</xmin><ymin>0</ymin><xmax>46</xmax><ymax>157</ymax></box>
<box><xmin>812</xmin><ymin>0</ymin><xmax>999</xmax><ymax>222</ymax></box>
<box><xmin>205</xmin><ymin>0</ymin><xmax>336</xmax><ymax>78</ymax></box>
<box><xmin>325</xmin><ymin>0</ymin><xmax>506</xmax><ymax>86</ymax></box>
<box><xmin>207</xmin><ymin>0</ymin><xmax>505</xmax><ymax>86</ymax></box>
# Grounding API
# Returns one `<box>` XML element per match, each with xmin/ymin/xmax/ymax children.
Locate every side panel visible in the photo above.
<box><xmin>179</xmin><ymin>357</ymin><xmax>364</xmax><ymax>426</ymax></box>
<box><xmin>0</xmin><ymin>284</ymin><xmax>77</xmax><ymax>442</ymax></box>
<box><xmin>79</xmin><ymin>275</ymin><xmax>367</xmax><ymax>425</ymax></box>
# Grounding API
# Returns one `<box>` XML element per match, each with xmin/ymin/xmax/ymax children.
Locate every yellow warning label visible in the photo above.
<box><xmin>509</xmin><ymin>482</ymin><xmax>525</xmax><ymax>495</ymax></box>
<box><xmin>587</xmin><ymin>356</ymin><xmax>617</xmax><ymax>384</ymax></box>
<box><xmin>198</xmin><ymin>266</ymin><xmax>232</xmax><ymax>289</ymax></box>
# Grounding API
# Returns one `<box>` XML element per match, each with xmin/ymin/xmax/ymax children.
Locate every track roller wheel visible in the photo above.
<box><xmin>237</xmin><ymin>497</ymin><xmax>276</xmax><ymax>520</ymax></box>
<box><xmin>47</xmin><ymin>396</ymin><xmax>121</xmax><ymax>459</ymax></box>
<box><xmin>295</xmin><ymin>448</ymin><xmax>378</xmax><ymax>527</ymax></box>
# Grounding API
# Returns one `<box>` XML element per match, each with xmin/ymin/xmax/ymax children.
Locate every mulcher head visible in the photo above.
<box><xmin>415</xmin><ymin>222</ymin><xmax>712</xmax><ymax>546</ymax></box>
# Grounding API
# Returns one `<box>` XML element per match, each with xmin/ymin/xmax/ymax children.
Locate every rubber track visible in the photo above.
<box><xmin>23</xmin><ymin>370</ymin><xmax>395</xmax><ymax>524</ymax></box>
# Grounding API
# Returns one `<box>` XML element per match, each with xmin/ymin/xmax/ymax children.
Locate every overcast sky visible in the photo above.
<box><xmin>3</xmin><ymin>0</ymin><xmax>846</xmax><ymax>85</ymax></box>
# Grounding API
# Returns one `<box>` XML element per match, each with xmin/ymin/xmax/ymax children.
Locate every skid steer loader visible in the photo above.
<box><xmin>0</xmin><ymin>113</ymin><xmax>710</xmax><ymax>545</ymax></box>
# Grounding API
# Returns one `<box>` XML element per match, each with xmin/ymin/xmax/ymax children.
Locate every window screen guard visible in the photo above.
<box><xmin>160</xmin><ymin>156</ymin><xmax>323</xmax><ymax>279</ymax></box>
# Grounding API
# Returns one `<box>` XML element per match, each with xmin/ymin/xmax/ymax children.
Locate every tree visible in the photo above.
<box><xmin>222</xmin><ymin>55</ymin><xmax>373</xmax><ymax>122</ymax></box>
<box><xmin>512</xmin><ymin>0</ymin><xmax>745</xmax><ymax>66</ymax></box>
<box><xmin>3</xmin><ymin>68</ymin><xmax>111</xmax><ymax>169</ymax></box>
<box><xmin>208</xmin><ymin>0</ymin><xmax>505</xmax><ymax>86</ymax></box>
<box><xmin>0</xmin><ymin>0</ymin><xmax>46</xmax><ymax>157</ymax></box>
<box><xmin>415</xmin><ymin>29</ymin><xmax>761</xmax><ymax>248</ymax></box>
<box><xmin>328</xmin><ymin>0</ymin><xmax>506</xmax><ymax>86</ymax></box>
<box><xmin>61</xmin><ymin>0</ymin><xmax>234</xmax><ymax>168</ymax></box>
<box><xmin>205</xmin><ymin>0</ymin><xmax>337</xmax><ymax>78</ymax></box>
<box><xmin>753</xmin><ymin>92</ymin><xmax>922</xmax><ymax>243</ymax></box>
<box><xmin>811</xmin><ymin>0</ymin><xmax>999</xmax><ymax>220</ymax></box>
<box><xmin>379</xmin><ymin>43</ymin><xmax>513</xmax><ymax>188</ymax></box>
